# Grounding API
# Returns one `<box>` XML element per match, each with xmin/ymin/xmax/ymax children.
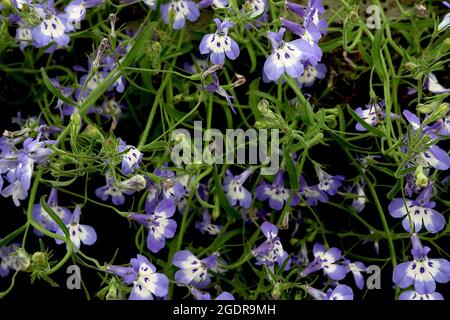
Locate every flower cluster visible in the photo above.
<box><xmin>1</xmin><ymin>127</ymin><xmax>55</xmax><ymax>206</ymax></box>
<box><xmin>1</xmin><ymin>0</ymin><xmax>450</xmax><ymax>303</ymax></box>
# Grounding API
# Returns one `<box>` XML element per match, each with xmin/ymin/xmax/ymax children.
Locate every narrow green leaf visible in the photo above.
<box><xmin>0</xmin><ymin>224</ymin><xmax>27</xmax><ymax>248</ymax></box>
<box><xmin>387</xmin><ymin>178</ymin><xmax>402</xmax><ymax>200</ymax></box>
<box><xmin>284</xmin><ymin>151</ymin><xmax>299</xmax><ymax>190</ymax></box>
<box><xmin>40</xmin><ymin>196</ymin><xmax>70</xmax><ymax>239</ymax></box>
<box><xmin>345</xmin><ymin>104</ymin><xmax>385</xmax><ymax>137</ymax></box>
<box><xmin>40</xmin><ymin>176</ymin><xmax>78</xmax><ymax>187</ymax></box>
<box><xmin>40</xmin><ymin>68</ymin><xmax>77</xmax><ymax>106</ymax></box>
<box><xmin>246</xmin><ymin>44</ymin><xmax>257</xmax><ymax>73</ymax></box>
<box><xmin>372</xmin><ymin>29</ymin><xmax>387</xmax><ymax>81</ymax></box>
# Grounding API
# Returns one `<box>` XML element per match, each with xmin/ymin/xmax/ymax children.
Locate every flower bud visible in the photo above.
<box><xmin>31</xmin><ymin>252</ymin><xmax>49</xmax><ymax>269</ymax></box>
<box><xmin>202</xmin><ymin>64</ymin><xmax>223</xmax><ymax>78</ymax></box>
<box><xmin>404</xmin><ymin>62</ymin><xmax>417</xmax><ymax>71</ymax></box>
<box><xmin>212</xmin><ymin>199</ymin><xmax>220</xmax><ymax>220</ymax></box>
<box><xmin>83</xmin><ymin>124</ymin><xmax>104</xmax><ymax>141</ymax></box>
<box><xmin>93</xmin><ymin>38</ymin><xmax>109</xmax><ymax>69</ymax></box>
<box><xmin>254</xmin><ymin>121</ymin><xmax>265</xmax><ymax>129</ymax></box>
<box><xmin>257</xmin><ymin>99</ymin><xmax>276</xmax><ymax>119</ymax></box>
<box><xmin>307</xmin><ymin>133</ymin><xmax>324</xmax><ymax>148</ymax></box>
<box><xmin>233</xmin><ymin>73</ymin><xmax>246</xmax><ymax>87</ymax></box>
<box><xmin>414</xmin><ymin>166</ymin><xmax>428</xmax><ymax>188</ymax></box>
<box><xmin>13</xmin><ymin>248</ymin><xmax>31</xmax><ymax>272</ymax></box>
<box><xmin>70</xmin><ymin>109</ymin><xmax>82</xmax><ymax>126</ymax></box>
<box><xmin>417</xmin><ymin>99</ymin><xmax>441</xmax><ymax>114</ymax></box>
<box><xmin>271</xmin><ymin>283</ymin><xmax>283</xmax><ymax>300</ymax></box>
<box><xmin>280</xmin><ymin>213</ymin><xmax>290</xmax><ymax>230</ymax></box>
<box><xmin>423</xmin><ymin>102</ymin><xmax>449</xmax><ymax>125</ymax></box>
<box><xmin>106</xmin><ymin>285</ymin><xmax>119</xmax><ymax>300</ymax></box>
<box><xmin>109</xmin><ymin>14</ymin><xmax>118</xmax><ymax>38</ymax></box>
<box><xmin>444</xmin><ymin>38</ymin><xmax>450</xmax><ymax>48</ymax></box>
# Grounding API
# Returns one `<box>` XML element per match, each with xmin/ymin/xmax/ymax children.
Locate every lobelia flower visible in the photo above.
<box><xmin>351</xmin><ymin>183</ymin><xmax>366</xmax><ymax>213</ymax></box>
<box><xmin>15</xmin><ymin>24</ymin><xmax>33</xmax><ymax>51</ymax></box>
<box><xmin>286</xmin><ymin>0</ymin><xmax>328</xmax><ymax>34</ymax></box>
<box><xmin>306</xmin><ymin>8</ymin><xmax>328</xmax><ymax>37</ymax></box>
<box><xmin>285</xmin><ymin>1</ymin><xmax>308</xmax><ymax>17</ymax></box>
<box><xmin>388</xmin><ymin>184</ymin><xmax>445</xmax><ymax>233</ymax></box>
<box><xmin>291</xmin><ymin>242</ymin><xmax>309</xmax><ymax>266</ymax></box>
<box><xmin>251</xmin><ymin>222</ymin><xmax>290</xmax><ymax>270</ymax></box>
<box><xmin>108</xmin><ymin>254</ymin><xmax>169</xmax><ymax>300</ymax></box>
<box><xmin>242</xmin><ymin>0</ymin><xmax>268</xmax><ymax>28</ymax></box>
<box><xmin>143</xmin><ymin>0</ymin><xmax>157</xmax><ymax>10</ymax></box>
<box><xmin>160</xmin><ymin>0</ymin><xmax>200</xmax><ymax>30</ymax></box>
<box><xmin>144</xmin><ymin>167</ymin><xmax>186</xmax><ymax>214</ymax></box>
<box><xmin>424</xmin><ymin>73</ymin><xmax>450</xmax><ymax>94</ymax></box>
<box><xmin>0</xmin><ymin>243</ymin><xmax>19</xmax><ymax>277</ymax></box>
<box><xmin>195</xmin><ymin>210</ymin><xmax>222</xmax><ymax>235</ymax></box>
<box><xmin>255</xmin><ymin>170</ymin><xmax>299</xmax><ymax>210</ymax></box>
<box><xmin>436</xmin><ymin>119</ymin><xmax>450</xmax><ymax>139</ymax></box>
<box><xmin>156</xmin><ymin>167</ymin><xmax>186</xmax><ymax>201</ymax></box>
<box><xmin>50</xmin><ymin>78</ymin><xmax>75</xmax><ymax>118</ymax></box>
<box><xmin>145</xmin><ymin>180</ymin><xmax>161</xmax><ymax>214</ymax></box>
<box><xmin>343</xmin><ymin>260</ymin><xmax>367</xmax><ymax>290</ymax></box>
<box><xmin>306</xmin><ymin>284</ymin><xmax>354</xmax><ymax>300</ymax></box>
<box><xmin>362</xmin><ymin>231</ymin><xmax>380</xmax><ymax>255</ymax></box>
<box><xmin>300</xmin><ymin>243</ymin><xmax>348</xmax><ymax>281</ymax></box>
<box><xmin>243</xmin><ymin>0</ymin><xmax>266</xmax><ymax>17</ymax></box>
<box><xmin>404</xmin><ymin>169</ymin><xmax>422</xmax><ymax>198</ymax></box>
<box><xmin>280</xmin><ymin>18</ymin><xmax>323</xmax><ymax>64</ymax></box>
<box><xmin>314</xmin><ymin>165</ymin><xmax>344</xmax><ymax>196</ymax></box>
<box><xmin>393</xmin><ymin>233</ymin><xmax>450</xmax><ymax>294</ymax></box>
<box><xmin>1</xmin><ymin>153</ymin><xmax>33</xmax><ymax>207</ymax></box>
<box><xmin>94</xmin><ymin>98</ymin><xmax>127</xmax><ymax>131</ymax></box>
<box><xmin>263</xmin><ymin>28</ymin><xmax>316</xmax><ymax>82</ymax></box>
<box><xmin>95</xmin><ymin>173</ymin><xmax>129</xmax><ymax>205</ymax></box>
<box><xmin>398</xmin><ymin>290</ymin><xmax>444</xmax><ymax>300</ymax></box>
<box><xmin>205</xmin><ymin>72</ymin><xmax>235</xmax><ymax>113</ymax></box>
<box><xmin>173</xmin><ymin>173</ymin><xmax>199</xmax><ymax>213</ymax></box>
<box><xmin>297</xmin><ymin>63</ymin><xmax>326</xmax><ymax>88</ymax></box>
<box><xmin>117</xmin><ymin>139</ymin><xmax>143</xmax><ymax>175</ymax></box>
<box><xmin>0</xmin><ymin>245</ymin><xmax>14</xmax><ymax>277</ymax></box>
<box><xmin>197</xmin><ymin>0</ymin><xmax>228</xmax><ymax>9</ymax></box>
<box><xmin>222</xmin><ymin>167</ymin><xmax>253</xmax><ymax>208</ymax></box>
<box><xmin>199</xmin><ymin>19</ymin><xmax>240</xmax><ymax>65</ymax></box>
<box><xmin>32</xmin><ymin>0</ymin><xmax>71</xmax><ymax>48</ymax></box>
<box><xmin>438</xmin><ymin>1</ymin><xmax>450</xmax><ymax>31</ymax></box>
<box><xmin>22</xmin><ymin>134</ymin><xmax>56</xmax><ymax>164</ymax></box>
<box><xmin>191</xmin><ymin>288</ymin><xmax>235</xmax><ymax>300</ymax></box>
<box><xmin>32</xmin><ymin>188</ymin><xmax>72</xmax><ymax>235</ymax></box>
<box><xmin>102</xmin><ymin>53</ymin><xmax>127</xmax><ymax>93</ymax></box>
<box><xmin>298</xmin><ymin>176</ymin><xmax>328</xmax><ymax>206</ymax></box>
<box><xmin>64</xmin><ymin>0</ymin><xmax>104</xmax><ymax>29</ymax></box>
<box><xmin>55</xmin><ymin>206</ymin><xmax>97</xmax><ymax>251</ymax></box>
<box><xmin>0</xmin><ymin>131</ymin><xmax>55</xmax><ymax>206</ymax></box>
<box><xmin>74</xmin><ymin>64</ymin><xmax>107</xmax><ymax>102</ymax></box>
<box><xmin>120</xmin><ymin>174</ymin><xmax>147</xmax><ymax>192</ymax></box>
<box><xmin>172</xmin><ymin>250</ymin><xmax>222</xmax><ymax>288</ymax></box>
<box><xmin>354</xmin><ymin>101</ymin><xmax>399</xmax><ymax>131</ymax></box>
<box><xmin>129</xmin><ymin>199</ymin><xmax>177</xmax><ymax>253</ymax></box>
<box><xmin>403</xmin><ymin>110</ymin><xmax>450</xmax><ymax>170</ymax></box>
<box><xmin>0</xmin><ymin>244</ymin><xmax>30</xmax><ymax>277</ymax></box>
